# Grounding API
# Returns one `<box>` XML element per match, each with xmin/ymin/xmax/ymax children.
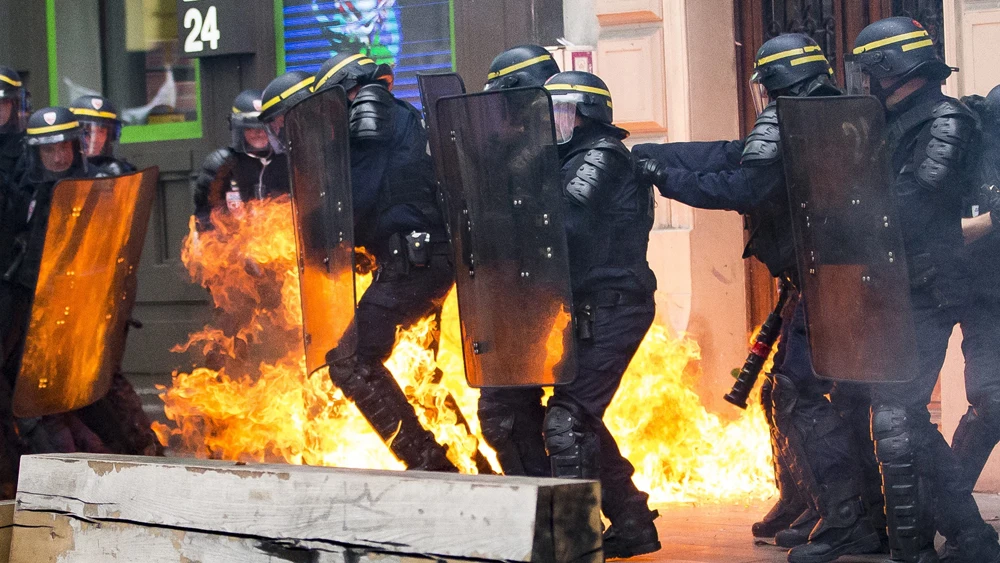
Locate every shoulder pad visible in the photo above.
<box><xmin>917</xmin><ymin>106</ymin><xmax>979</xmax><ymax>190</ymax></box>
<box><xmin>203</xmin><ymin>148</ymin><xmax>236</xmax><ymax>174</ymax></box>
<box><xmin>565</xmin><ymin>144</ymin><xmax>629</xmax><ymax>207</ymax></box>
<box><xmin>741</xmin><ymin>105</ymin><xmax>781</xmax><ymax>167</ymax></box>
<box><xmin>932</xmin><ymin>99</ymin><xmax>977</xmax><ymax>121</ymax></box>
<box><xmin>350</xmin><ymin>84</ymin><xmax>394</xmax><ymax>142</ymax></box>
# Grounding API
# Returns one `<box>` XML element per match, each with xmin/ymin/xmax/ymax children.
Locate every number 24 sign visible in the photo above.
<box><xmin>177</xmin><ymin>0</ymin><xmax>255</xmax><ymax>57</ymax></box>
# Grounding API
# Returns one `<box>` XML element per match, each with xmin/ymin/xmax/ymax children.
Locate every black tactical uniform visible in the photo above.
<box><xmin>192</xmin><ymin>89</ymin><xmax>289</xmax><ymax>231</ymax></box>
<box><xmin>947</xmin><ymin>87</ymin><xmax>1000</xmax><ymax>493</ymax></box>
<box><xmin>533</xmin><ymin>71</ymin><xmax>660</xmax><ymax>559</ymax></box>
<box><xmin>69</xmin><ymin>95</ymin><xmax>135</xmax><ymax>177</ymax></box>
<box><xmin>0</xmin><ymin>67</ymin><xmax>28</xmax><ymax>190</ymax></box>
<box><xmin>296</xmin><ymin>56</ymin><xmax>458</xmax><ymax>472</ymax></box>
<box><xmin>851</xmin><ymin>17</ymin><xmax>1000</xmax><ymax>563</ymax></box>
<box><xmin>636</xmin><ymin>35</ymin><xmax>881</xmax><ymax>563</ymax></box>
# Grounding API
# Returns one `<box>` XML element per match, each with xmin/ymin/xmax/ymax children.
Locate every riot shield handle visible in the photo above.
<box><xmin>724</xmin><ymin>279</ymin><xmax>792</xmax><ymax>409</ymax></box>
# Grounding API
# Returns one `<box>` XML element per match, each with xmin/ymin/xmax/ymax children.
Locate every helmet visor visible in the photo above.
<box><xmin>0</xmin><ymin>90</ymin><xmax>27</xmax><ymax>134</ymax></box>
<box><xmin>749</xmin><ymin>80</ymin><xmax>771</xmax><ymax>116</ymax></box>
<box><xmin>265</xmin><ymin>114</ymin><xmax>288</xmax><ymax>154</ymax></box>
<box><xmin>844</xmin><ymin>58</ymin><xmax>871</xmax><ymax>96</ymax></box>
<box><xmin>551</xmin><ymin>94</ymin><xmax>582</xmax><ymax>145</ymax></box>
<box><xmin>80</xmin><ymin>122</ymin><xmax>118</xmax><ymax>157</ymax></box>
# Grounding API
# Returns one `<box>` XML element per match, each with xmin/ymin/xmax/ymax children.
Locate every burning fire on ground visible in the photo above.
<box><xmin>153</xmin><ymin>197</ymin><xmax>776</xmax><ymax>504</ymax></box>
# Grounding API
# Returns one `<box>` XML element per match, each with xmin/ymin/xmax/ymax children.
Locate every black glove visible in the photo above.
<box><xmin>981</xmin><ymin>183</ymin><xmax>1000</xmax><ymax>228</ymax></box>
<box><xmin>635</xmin><ymin>157</ymin><xmax>667</xmax><ymax>189</ymax></box>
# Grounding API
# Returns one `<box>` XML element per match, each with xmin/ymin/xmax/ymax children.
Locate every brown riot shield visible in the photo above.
<box><xmin>285</xmin><ymin>85</ymin><xmax>357</xmax><ymax>375</ymax></box>
<box><xmin>13</xmin><ymin>167</ymin><xmax>159</xmax><ymax>418</ymax></box>
<box><xmin>435</xmin><ymin>87</ymin><xmax>577</xmax><ymax>388</ymax></box>
<box><xmin>779</xmin><ymin>95</ymin><xmax>918</xmax><ymax>383</ymax></box>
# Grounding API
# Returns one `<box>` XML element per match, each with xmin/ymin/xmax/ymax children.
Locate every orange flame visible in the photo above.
<box><xmin>155</xmin><ymin>197</ymin><xmax>775</xmax><ymax>503</ymax></box>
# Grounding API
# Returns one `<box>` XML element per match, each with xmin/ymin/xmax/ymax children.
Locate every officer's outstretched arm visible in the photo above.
<box><xmin>633</xmin><ymin>140</ymin><xmax>743</xmax><ymax>174</ymax></box>
<box><xmin>191</xmin><ymin>148</ymin><xmax>236</xmax><ymax>231</ymax></box>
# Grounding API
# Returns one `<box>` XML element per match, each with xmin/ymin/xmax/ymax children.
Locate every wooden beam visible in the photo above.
<box><xmin>13</xmin><ymin>454</ymin><xmax>601</xmax><ymax>563</ymax></box>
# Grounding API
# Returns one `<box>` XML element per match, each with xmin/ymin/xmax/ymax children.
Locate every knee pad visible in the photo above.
<box><xmin>543</xmin><ymin>400</ymin><xmax>600</xmax><ymax>479</ymax></box>
<box><xmin>872</xmin><ymin>404</ymin><xmax>913</xmax><ymax>464</ymax></box>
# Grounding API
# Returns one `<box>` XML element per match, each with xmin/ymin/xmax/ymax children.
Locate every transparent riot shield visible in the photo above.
<box><xmin>13</xmin><ymin>167</ymin><xmax>159</xmax><ymax>418</ymax></box>
<box><xmin>779</xmin><ymin>95</ymin><xmax>918</xmax><ymax>383</ymax></box>
<box><xmin>418</xmin><ymin>73</ymin><xmax>466</xmax><ymax>151</ymax></box>
<box><xmin>285</xmin><ymin>85</ymin><xmax>357</xmax><ymax>376</ymax></box>
<box><xmin>436</xmin><ymin>87</ymin><xmax>576</xmax><ymax>387</ymax></box>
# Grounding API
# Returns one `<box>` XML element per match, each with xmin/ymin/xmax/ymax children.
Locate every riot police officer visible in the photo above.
<box><xmin>192</xmin><ymin>88</ymin><xmax>289</xmax><ymax>231</ymax></box>
<box><xmin>0</xmin><ymin>107</ymin><xmax>93</xmax><ymax>484</ymax></box>
<box><xmin>850</xmin><ymin>17</ymin><xmax>1000</xmax><ymax>563</ymax></box>
<box><xmin>69</xmin><ymin>95</ymin><xmax>135</xmax><ymax>177</ymax></box>
<box><xmin>0</xmin><ymin>66</ymin><xmax>28</xmax><ymax>188</ymax></box>
<box><xmin>295</xmin><ymin>56</ymin><xmax>457</xmax><ymax>472</ymax></box>
<box><xmin>474</xmin><ymin>44</ymin><xmax>560</xmax><ymax>482</ymax></box>
<box><xmin>483</xmin><ymin>44</ymin><xmax>560</xmax><ymax>91</ymax></box>
<box><xmin>635</xmin><ymin>35</ymin><xmax>881</xmax><ymax>563</ymax></box>
<box><xmin>535</xmin><ymin>71</ymin><xmax>660</xmax><ymax>559</ymax></box>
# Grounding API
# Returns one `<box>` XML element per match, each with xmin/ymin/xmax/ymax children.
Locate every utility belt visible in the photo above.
<box><xmin>573</xmin><ymin>289</ymin><xmax>652</xmax><ymax>341</ymax></box>
<box><xmin>376</xmin><ymin>231</ymin><xmax>449</xmax><ymax>281</ymax></box>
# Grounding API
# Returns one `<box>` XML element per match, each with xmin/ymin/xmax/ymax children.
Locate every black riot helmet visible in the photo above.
<box><xmin>484</xmin><ymin>45</ymin><xmax>560</xmax><ymax>91</ymax></box>
<box><xmin>749</xmin><ymin>34</ymin><xmax>836</xmax><ymax>113</ymax></box>
<box><xmin>848</xmin><ymin>17</ymin><xmax>951</xmax><ymax>102</ymax></box>
<box><xmin>69</xmin><ymin>95</ymin><xmax>122</xmax><ymax>158</ymax></box>
<box><xmin>545</xmin><ymin>71</ymin><xmax>625</xmax><ymax>145</ymax></box>
<box><xmin>24</xmin><ymin>107</ymin><xmax>87</xmax><ymax>181</ymax></box>
<box><xmin>313</xmin><ymin>52</ymin><xmax>394</xmax><ymax>96</ymax></box>
<box><xmin>259</xmin><ymin>71</ymin><xmax>316</xmax><ymax>154</ymax></box>
<box><xmin>0</xmin><ymin>66</ymin><xmax>29</xmax><ymax>135</ymax></box>
<box><xmin>228</xmin><ymin>89</ymin><xmax>270</xmax><ymax>156</ymax></box>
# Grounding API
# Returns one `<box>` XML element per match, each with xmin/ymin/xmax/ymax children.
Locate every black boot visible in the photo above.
<box><xmin>786</xmin><ymin>484</ymin><xmax>881</xmax><ymax>563</ymax></box>
<box><xmin>939</xmin><ymin>524</ymin><xmax>1000</xmax><ymax>563</ymax></box>
<box><xmin>603</xmin><ymin>506</ymin><xmax>661</xmax><ymax>560</ymax></box>
<box><xmin>756</xmin><ymin>377</ymin><xmax>809</xmax><ymax>538</ymax></box>
<box><xmin>331</xmin><ymin>358</ymin><xmax>457</xmax><ymax>472</ymax></box>
<box><xmin>776</xmin><ymin>508</ymin><xmax>819</xmax><ymax>548</ymax></box>
<box><xmin>754</xmin><ymin>453</ymin><xmax>807</xmax><ymax>537</ymax></box>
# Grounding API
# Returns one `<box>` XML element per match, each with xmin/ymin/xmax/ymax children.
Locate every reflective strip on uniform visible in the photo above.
<box><xmin>314</xmin><ymin>53</ymin><xmax>375</xmax><ymax>90</ymax></box>
<box><xmin>853</xmin><ymin>30</ymin><xmax>929</xmax><ymax>54</ymax></box>
<box><xmin>755</xmin><ymin>44</ymin><xmax>822</xmax><ymax>67</ymax></box>
<box><xmin>261</xmin><ymin>76</ymin><xmax>316</xmax><ymax>111</ymax></box>
<box><xmin>70</xmin><ymin>108</ymin><xmax>118</xmax><ymax>120</ymax></box>
<box><xmin>27</xmin><ymin>121</ymin><xmax>79</xmax><ymax>135</ymax></box>
<box><xmin>544</xmin><ymin>83</ymin><xmax>612</xmax><ymax>98</ymax></box>
<box><xmin>901</xmin><ymin>39</ymin><xmax>935</xmax><ymax>52</ymax></box>
<box><xmin>790</xmin><ymin>54</ymin><xmax>828</xmax><ymax>66</ymax></box>
<box><xmin>0</xmin><ymin>74</ymin><xmax>21</xmax><ymax>88</ymax></box>
<box><xmin>487</xmin><ymin>54</ymin><xmax>554</xmax><ymax>80</ymax></box>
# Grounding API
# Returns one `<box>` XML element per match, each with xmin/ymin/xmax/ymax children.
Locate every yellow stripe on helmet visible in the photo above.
<box><xmin>261</xmin><ymin>76</ymin><xmax>316</xmax><ymax>112</ymax></box>
<box><xmin>70</xmin><ymin>108</ymin><xmax>118</xmax><ymax>120</ymax></box>
<box><xmin>790</xmin><ymin>54</ymin><xmax>828</xmax><ymax>66</ymax></box>
<box><xmin>755</xmin><ymin>44</ymin><xmax>822</xmax><ymax>67</ymax></box>
<box><xmin>27</xmin><ymin>121</ymin><xmax>79</xmax><ymax>135</ymax></box>
<box><xmin>853</xmin><ymin>30</ymin><xmax>929</xmax><ymax>54</ymax></box>
<box><xmin>487</xmin><ymin>54</ymin><xmax>554</xmax><ymax>80</ymax></box>
<box><xmin>544</xmin><ymin>83</ymin><xmax>612</xmax><ymax>98</ymax></box>
<box><xmin>901</xmin><ymin>39</ymin><xmax>935</xmax><ymax>52</ymax></box>
<box><xmin>314</xmin><ymin>53</ymin><xmax>375</xmax><ymax>91</ymax></box>
<box><xmin>0</xmin><ymin>74</ymin><xmax>22</xmax><ymax>88</ymax></box>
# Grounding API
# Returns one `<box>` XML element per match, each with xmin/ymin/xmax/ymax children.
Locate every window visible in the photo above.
<box><xmin>278</xmin><ymin>0</ymin><xmax>455</xmax><ymax>110</ymax></box>
<box><xmin>47</xmin><ymin>0</ymin><xmax>203</xmax><ymax>143</ymax></box>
